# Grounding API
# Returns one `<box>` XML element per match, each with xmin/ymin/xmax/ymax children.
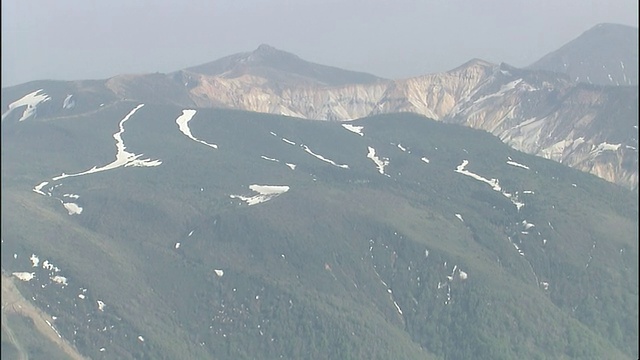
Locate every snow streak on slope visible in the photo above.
<box><xmin>302</xmin><ymin>145</ymin><xmax>349</xmax><ymax>169</ymax></box>
<box><xmin>367</xmin><ymin>147</ymin><xmax>390</xmax><ymax>175</ymax></box>
<box><xmin>1</xmin><ymin>89</ymin><xmax>51</xmax><ymax>122</ymax></box>
<box><xmin>506</xmin><ymin>157</ymin><xmax>530</xmax><ymax>170</ymax></box>
<box><xmin>342</xmin><ymin>124</ymin><xmax>364</xmax><ymax>136</ymax></box>
<box><xmin>33</xmin><ymin>181</ymin><xmax>49</xmax><ymax>196</ymax></box>
<box><xmin>52</xmin><ymin>104</ymin><xmax>160</xmax><ymax>181</ymax></box>
<box><xmin>230</xmin><ymin>185</ymin><xmax>290</xmax><ymax>206</ymax></box>
<box><xmin>175</xmin><ymin>109</ymin><xmax>218</xmax><ymax>149</ymax></box>
<box><xmin>455</xmin><ymin>160</ymin><xmax>524</xmax><ymax>211</ymax></box>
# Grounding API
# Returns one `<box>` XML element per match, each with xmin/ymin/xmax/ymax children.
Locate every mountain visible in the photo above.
<box><xmin>2</xmin><ymin>101</ymin><xmax>638</xmax><ymax>359</ymax></box>
<box><xmin>183</xmin><ymin>44</ymin><xmax>385</xmax><ymax>87</ymax></box>
<box><xmin>3</xmin><ymin>50</ymin><xmax>637</xmax><ymax>190</ymax></box>
<box><xmin>528</xmin><ymin>23</ymin><xmax>638</xmax><ymax>86</ymax></box>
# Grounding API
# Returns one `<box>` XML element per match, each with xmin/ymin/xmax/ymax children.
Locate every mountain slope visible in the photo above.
<box><xmin>184</xmin><ymin>44</ymin><xmax>385</xmax><ymax>87</ymax></box>
<box><xmin>1</xmin><ymin>102</ymin><xmax>637</xmax><ymax>359</ymax></box>
<box><xmin>4</xmin><ymin>55</ymin><xmax>636</xmax><ymax>191</ymax></box>
<box><xmin>528</xmin><ymin>23</ymin><xmax>638</xmax><ymax>86</ymax></box>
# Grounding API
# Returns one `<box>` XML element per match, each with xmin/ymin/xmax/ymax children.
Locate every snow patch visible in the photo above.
<box><xmin>51</xmin><ymin>276</ymin><xmax>68</xmax><ymax>286</ymax></box>
<box><xmin>1</xmin><ymin>89</ymin><xmax>51</xmax><ymax>122</ymax></box>
<box><xmin>303</xmin><ymin>145</ymin><xmax>349</xmax><ymax>169</ymax></box>
<box><xmin>230</xmin><ymin>185</ymin><xmax>290</xmax><ymax>206</ymax></box>
<box><xmin>97</xmin><ymin>300</ymin><xmax>105</xmax><ymax>311</ymax></box>
<box><xmin>455</xmin><ymin>160</ymin><xmax>524</xmax><ymax>211</ymax></box>
<box><xmin>590</xmin><ymin>142</ymin><xmax>621</xmax><ymax>157</ymax></box>
<box><xmin>33</xmin><ymin>181</ymin><xmax>49</xmax><ymax>196</ymax></box>
<box><xmin>506</xmin><ymin>157</ymin><xmax>530</xmax><ymax>170</ymax></box>
<box><xmin>214</xmin><ymin>269</ymin><xmax>224</xmax><ymax>277</ymax></box>
<box><xmin>341</xmin><ymin>124</ymin><xmax>364</xmax><ymax>136</ymax></box>
<box><xmin>397</xmin><ymin>143</ymin><xmax>407</xmax><ymax>152</ymax></box>
<box><xmin>63</xmin><ymin>94</ymin><xmax>75</xmax><ymax>109</ymax></box>
<box><xmin>176</xmin><ymin>109</ymin><xmax>218</xmax><ymax>149</ymax></box>
<box><xmin>63</xmin><ymin>202</ymin><xmax>83</xmax><ymax>215</ymax></box>
<box><xmin>367</xmin><ymin>147</ymin><xmax>390</xmax><ymax>175</ymax></box>
<box><xmin>286</xmin><ymin>163</ymin><xmax>296</xmax><ymax>170</ymax></box>
<box><xmin>30</xmin><ymin>254</ymin><xmax>40</xmax><ymax>267</ymax></box>
<box><xmin>421</xmin><ymin>157</ymin><xmax>430</xmax><ymax>164</ymax></box>
<box><xmin>13</xmin><ymin>272</ymin><xmax>35</xmax><ymax>281</ymax></box>
<box><xmin>261</xmin><ymin>155</ymin><xmax>279</xmax><ymax>162</ymax></box>
<box><xmin>281</xmin><ymin>137</ymin><xmax>296</xmax><ymax>145</ymax></box>
<box><xmin>53</xmin><ymin>104</ymin><xmax>161</xmax><ymax>181</ymax></box>
<box><xmin>455</xmin><ymin>214</ymin><xmax>464</xmax><ymax>222</ymax></box>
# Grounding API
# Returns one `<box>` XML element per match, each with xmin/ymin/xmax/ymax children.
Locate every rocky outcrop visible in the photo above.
<box><xmin>181</xmin><ymin>60</ymin><xmax>638</xmax><ymax>190</ymax></box>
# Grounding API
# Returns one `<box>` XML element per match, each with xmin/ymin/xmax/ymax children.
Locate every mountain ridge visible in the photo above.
<box><xmin>2</xmin><ymin>24</ymin><xmax>637</xmax><ymax>190</ymax></box>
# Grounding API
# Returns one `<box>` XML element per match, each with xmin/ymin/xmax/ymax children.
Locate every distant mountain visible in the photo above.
<box><xmin>184</xmin><ymin>44</ymin><xmax>385</xmax><ymax>87</ymax></box>
<box><xmin>2</xmin><ymin>25</ymin><xmax>638</xmax><ymax>191</ymax></box>
<box><xmin>528</xmin><ymin>23</ymin><xmax>638</xmax><ymax>86</ymax></box>
<box><xmin>2</xmin><ymin>103</ymin><xmax>637</xmax><ymax>359</ymax></box>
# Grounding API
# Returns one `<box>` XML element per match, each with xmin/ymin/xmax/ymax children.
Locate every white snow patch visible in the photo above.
<box><xmin>421</xmin><ymin>157</ymin><xmax>430</xmax><ymax>164</ymax></box>
<box><xmin>63</xmin><ymin>193</ymin><xmax>80</xmax><ymax>199</ymax></box>
<box><xmin>522</xmin><ymin>220</ymin><xmax>535</xmax><ymax>230</ymax></box>
<box><xmin>342</xmin><ymin>124</ymin><xmax>364</xmax><ymax>136</ymax></box>
<box><xmin>188</xmin><ymin>230</ymin><xmax>194</xmax><ymax>237</ymax></box>
<box><xmin>97</xmin><ymin>300</ymin><xmax>105</xmax><ymax>311</ymax></box>
<box><xmin>455</xmin><ymin>214</ymin><xmax>464</xmax><ymax>222</ymax></box>
<box><xmin>78</xmin><ymin>294</ymin><xmax>86</xmax><ymax>299</ymax></box>
<box><xmin>13</xmin><ymin>272</ymin><xmax>35</xmax><ymax>281</ymax></box>
<box><xmin>397</xmin><ymin>143</ymin><xmax>407</xmax><ymax>152</ymax></box>
<box><xmin>303</xmin><ymin>145</ymin><xmax>349</xmax><ymax>169</ymax></box>
<box><xmin>392</xmin><ymin>300</ymin><xmax>403</xmax><ymax>315</ymax></box>
<box><xmin>541</xmin><ymin>281</ymin><xmax>549</xmax><ymax>290</ymax></box>
<box><xmin>281</xmin><ymin>137</ymin><xmax>296</xmax><ymax>145</ymax></box>
<box><xmin>175</xmin><ymin>242</ymin><xmax>181</xmax><ymax>249</ymax></box>
<box><xmin>63</xmin><ymin>202</ymin><xmax>83</xmax><ymax>215</ymax></box>
<box><xmin>30</xmin><ymin>254</ymin><xmax>40</xmax><ymax>267</ymax></box>
<box><xmin>100</xmin><ymin>348</ymin><xmax>106</xmax><ymax>352</ymax></box>
<box><xmin>1</xmin><ymin>89</ymin><xmax>51</xmax><ymax>122</ymax></box>
<box><xmin>459</xmin><ymin>270</ymin><xmax>468</xmax><ymax>280</ymax></box>
<box><xmin>53</xmin><ymin>104</ymin><xmax>161</xmax><ymax>181</ymax></box>
<box><xmin>590</xmin><ymin>142</ymin><xmax>621</xmax><ymax>157</ymax></box>
<box><xmin>138</xmin><ymin>336</ymin><xmax>145</xmax><ymax>342</ymax></box>
<box><xmin>230</xmin><ymin>184</ymin><xmax>290</xmax><ymax>206</ymax></box>
<box><xmin>286</xmin><ymin>163</ymin><xmax>296</xmax><ymax>170</ymax></box>
<box><xmin>367</xmin><ymin>147</ymin><xmax>390</xmax><ymax>175</ymax></box>
<box><xmin>214</xmin><ymin>269</ymin><xmax>224</xmax><ymax>277</ymax></box>
<box><xmin>176</xmin><ymin>109</ymin><xmax>218</xmax><ymax>149</ymax></box>
<box><xmin>455</xmin><ymin>160</ymin><xmax>524</xmax><ymax>211</ymax></box>
<box><xmin>51</xmin><ymin>276</ymin><xmax>68</xmax><ymax>286</ymax></box>
<box><xmin>523</xmin><ymin>190</ymin><xmax>534</xmax><ymax>194</ymax></box>
<box><xmin>33</xmin><ymin>181</ymin><xmax>49</xmax><ymax>196</ymax></box>
<box><xmin>472</xmin><ymin>79</ymin><xmax>523</xmax><ymax>104</ymax></box>
<box><xmin>63</xmin><ymin>94</ymin><xmax>75</xmax><ymax>109</ymax></box>
<box><xmin>506</xmin><ymin>159</ymin><xmax>530</xmax><ymax>170</ymax></box>
<box><xmin>42</xmin><ymin>260</ymin><xmax>60</xmax><ymax>273</ymax></box>
<box><xmin>261</xmin><ymin>155</ymin><xmax>280</xmax><ymax>162</ymax></box>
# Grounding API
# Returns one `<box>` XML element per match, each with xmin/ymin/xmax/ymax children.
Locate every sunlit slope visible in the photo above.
<box><xmin>1</xmin><ymin>104</ymin><xmax>637</xmax><ymax>359</ymax></box>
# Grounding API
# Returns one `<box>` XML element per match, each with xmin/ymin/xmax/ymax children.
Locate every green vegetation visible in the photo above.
<box><xmin>1</xmin><ymin>104</ymin><xmax>637</xmax><ymax>359</ymax></box>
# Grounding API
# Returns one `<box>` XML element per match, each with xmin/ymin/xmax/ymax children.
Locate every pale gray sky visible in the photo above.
<box><xmin>1</xmin><ymin>0</ymin><xmax>638</xmax><ymax>87</ymax></box>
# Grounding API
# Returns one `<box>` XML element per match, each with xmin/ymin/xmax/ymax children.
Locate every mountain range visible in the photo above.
<box><xmin>1</xmin><ymin>22</ymin><xmax>638</xmax><ymax>360</ymax></box>
<box><xmin>2</xmin><ymin>24</ymin><xmax>637</xmax><ymax>191</ymax></box>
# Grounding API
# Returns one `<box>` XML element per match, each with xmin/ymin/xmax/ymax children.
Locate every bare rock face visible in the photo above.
<box><xmin>180</xmin><ymin>59</ymin><xmax>637</xmax><ymax>190</ymax></box>
<box><xmin>2</xmin><ymin>44</ymin><xmax>636</xmax><ymax>189</ymax></box>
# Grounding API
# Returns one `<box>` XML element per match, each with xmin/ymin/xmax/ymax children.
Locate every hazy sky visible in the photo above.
<box><xmin>2</xmin><ymin>0</ymin><xmax>638</xmax><ymax>87</ymax></box>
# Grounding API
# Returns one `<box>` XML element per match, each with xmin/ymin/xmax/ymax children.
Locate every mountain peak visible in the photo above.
<box><xmin>528</xmin><ymin>22</ymin><xmax>638</xmax><ymax>85</ymax></box>
<box><xmin>255</xmin><ymin>44</ymin><xmax>278</xmax><ymax>53</ymax></box>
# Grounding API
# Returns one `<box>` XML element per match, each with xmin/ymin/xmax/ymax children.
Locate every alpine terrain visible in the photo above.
<box><xmin>1</xmin><ymin>23</ymin><xmax>638</xmax><ymax>360</ymax></box>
